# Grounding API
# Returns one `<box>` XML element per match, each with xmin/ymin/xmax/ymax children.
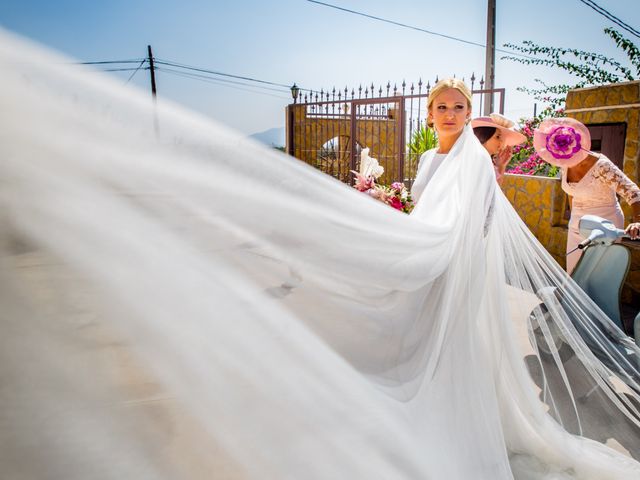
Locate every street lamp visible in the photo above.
<box><xmin>290</xmin><ymin>83</ymin><xmax>300</xmax><ymax>104</ymax></box>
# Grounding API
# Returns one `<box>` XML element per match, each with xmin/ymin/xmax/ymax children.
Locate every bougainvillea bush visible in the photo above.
<box><xmin>506</xmin><ymin>107</ymin><xmax>565</xmax><ymax>177</ymax></box>
<box><xmin>501</xmin><ymin>26</ymin><xmax>640</xmax><ymax>177</ymax></box>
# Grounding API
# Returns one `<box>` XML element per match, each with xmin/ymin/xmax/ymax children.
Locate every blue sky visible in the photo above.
<box><xmin>2</xmin><ymin>1</ymin><xmax>639</xmax><ymax>138</ymax></box>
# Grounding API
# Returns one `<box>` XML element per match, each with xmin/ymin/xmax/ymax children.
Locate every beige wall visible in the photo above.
<box><xmin>565</xmin><ymin>81</ymin><xmax>640</xmax><ymax>185</ymax></box>
<box><xmin>501</xmin><ymin>174</ymin><xmax>568</xmax><ymax>267</ymax></box>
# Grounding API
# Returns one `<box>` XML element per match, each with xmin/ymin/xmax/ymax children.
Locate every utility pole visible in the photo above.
<box><xmin>147</xmin><ymin>45</ymin><xmax>157</xmax><ymax>98</ymax></box>
<box><xmin>484</xmin><ymin>0</ymin><xmax>496</xmax><ymax>115</ymax></box>
<box><xmin>147</xmin><ymin>45</ymin><xmax>159</xmax><ymax>134</ymax></box>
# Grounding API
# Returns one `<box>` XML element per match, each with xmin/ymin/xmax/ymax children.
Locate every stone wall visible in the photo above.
<box><xmin>501</xmin><ymin>174</ymin><xmax>568</xmax><ymax>267</ymax></box>
<box><xmin>565</xmin><ymin>81</ymin><xmax>640</xmax><ymax>185</ymax></box>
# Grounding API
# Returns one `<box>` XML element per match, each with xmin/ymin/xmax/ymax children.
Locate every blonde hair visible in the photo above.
<box><xmin>426</xmin><ymin>79</ymin><xmax>473</xmax><ymax>127</ymax></box>
<box><xmin>427</xmin><ymin>78</ymin><xmax>472</xmax><ymax>110</ymax></box>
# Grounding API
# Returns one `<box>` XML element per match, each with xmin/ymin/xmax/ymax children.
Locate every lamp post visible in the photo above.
<box><xmin>290</xmin><ymin>83</ymin><xmax>300</xmax><ymax>104</ymax></box>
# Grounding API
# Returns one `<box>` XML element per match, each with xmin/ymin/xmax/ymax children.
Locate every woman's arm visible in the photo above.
<box><xmin>592</xmin><ymin>159</ymin><xmax>640</xmax><ymax>238</ymax></box>
<box><xmin>597</xmin><ymin>160</ymin><xmax>640</xmax><ymax>238</ymax></box>
<box><xmin>594</xmin><ymin>160</ymin><xmax>640</xmax><ymax>207</ymax></box>
<box><xmin>493</xmin><ymin>146</ymin><xmax>512</xmax><ymax>186</ymax></box>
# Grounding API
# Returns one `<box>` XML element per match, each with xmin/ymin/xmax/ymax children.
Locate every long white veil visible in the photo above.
<box><xmin>2</xmin><ymin>29</ymin><xmax>640</xmax><ymax>479</ymax></box>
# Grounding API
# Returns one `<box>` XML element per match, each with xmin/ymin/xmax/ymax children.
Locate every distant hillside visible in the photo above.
<box><xmin>249</xmin><ymin>127</ymin><xmax>285</xmax><ymax>147</ymax></box>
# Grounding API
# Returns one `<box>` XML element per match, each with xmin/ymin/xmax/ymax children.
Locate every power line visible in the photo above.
<box><xmin>305</xmin><ymin>0</ymin><xmax>536</xmax><ymax>60</ymax></box>
<box><xmin>155</xmin><ymin>58</ymin><xmax>321</xmax><ymax>94</ymax></box>
<box><xmin>79</xmin><ymin>59</ymin><xmax>145</xmax><ymax>65</ymax></box>
<box><xmin>576</xmin><ymin>0</ymin><xmax>640</xmax><ymax>39</ymax></box>
<box><xmin>157</xmin><ymin>59</ymin><xmax>319</xmax><ymax>95</ymax></box>
<box><xmin>156</xmin><ymin>67</ymin><xmax>290</xmax><ymax>100</ymax></box>
<box><xmin>307</xmin><ymin>0</ymin><xmax>485</xmax><ymax>48</ymax></box>
<box><xmin>125</xmin><ymin>59</ymin><xmax>147</xmax><ymax>84</ymax></box>
<box><xmin>157</xmin><ymin>66</ymin><xmax>290</xmax><ymax>93</ymax></box>
<box><xmin>158</xmin><ymin>67</ymin><xmax>290</xmax><ymax>100</ymax></box>
<box><xmin>100</xmin><ymin>67</ymin><xmax>144</xmax><ymax>72</ymax></box>
<box><xmin>156</xmin><ymin>66</ymin><xmax>290</xmax><ymax>94</ymax></box>
<box><xmin>80</xmin><ymin>55</ymin><xmax>310</xmax><ymax>96</ymax></box>
<box><xmin>155</xmin><ymin>59</ymin><xmax>293</xmax><ymax>89</ymax></box>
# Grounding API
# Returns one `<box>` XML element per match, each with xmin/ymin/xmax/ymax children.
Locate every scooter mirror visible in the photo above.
<box><xmin>578</xmin><ymin>215</ymin><xmax>626</xmax><ymax>246</ymax></box>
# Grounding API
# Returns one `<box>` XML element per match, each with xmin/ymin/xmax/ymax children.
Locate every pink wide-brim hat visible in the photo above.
<box><xmin>533</xmin><ymin>117</ymin><xmax>591</xmax><ymax>168</ymax></box>
<box><xmin>471</xmin><ymin>113</ymin><xmax>527</xmax><ymax>147</ymax></box>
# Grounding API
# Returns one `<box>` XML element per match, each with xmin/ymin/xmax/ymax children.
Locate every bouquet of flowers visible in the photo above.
<box><xmin>351</xmin><ymin>148</ymin><xmax>414</xmax><ymax>214</ymax></box>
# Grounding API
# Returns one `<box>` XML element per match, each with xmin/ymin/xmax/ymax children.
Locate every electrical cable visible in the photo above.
<box><xmin>125</xmin><ymin>59</ymin><xmax>147</xmax><ymax>84</ymax></box>
<box><xmin>156</xmin><ymin>67</ymin><xmax>290</xmax><ymax>100</ymax></box>
<box><xmin>156</xmin><ymin>65</ymin><xmax>291</xmax><ymax>94</ymax></box>
<box><xmin>577</xmin><ymin>0</ymin><xmax>640</xmax><ymax>39</ymax></box>
<box><xmin>155</xmin><ymin>59</ymin><xmax>292</xmax><ymax>89</ymax></box>
<box><xmin>79</xmin><ymin>59</ymin><xmax>146</xmax><ymax>65</ymax></box>
<box><xmin>305</xmin><ymin>0</ymin><xmax>538</xmax><ymax>60</ymax></box>
<box><xmin>99</xmin><ymin>67</ymin><xmax>143</xmax><ymax>72</ymax></box>
<box><xmin>155</xmin><ymin>58</ymin><xmax>318</xmax><ymax>95</ymax></box>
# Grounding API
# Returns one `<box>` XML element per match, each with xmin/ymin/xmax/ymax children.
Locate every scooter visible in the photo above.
<box><xmin>570</xmin><ymin>214</ymin><xmax>635</xmax><ymax>339</ymax></box>
<box><xmin>530</xmin><ymin>215</ymin><xmax>640</xmax><ymax>382</ymax></box>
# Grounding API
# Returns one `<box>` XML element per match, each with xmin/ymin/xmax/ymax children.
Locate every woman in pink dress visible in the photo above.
<box><xmin>534</xmin><ymin>117</ymin><xmax>640</xmax><ymax>273</ymax></box>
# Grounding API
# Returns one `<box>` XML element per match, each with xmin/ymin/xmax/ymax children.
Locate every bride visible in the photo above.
<box><xmin>2</xmin><ymin>30</ymin><xmax>640</xmax><ymax>479</ymax></box>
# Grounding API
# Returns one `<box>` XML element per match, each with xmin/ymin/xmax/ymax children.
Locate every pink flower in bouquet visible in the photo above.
<box><xmin>390</xmin><ymin>181</ymin><xmax>404</xmax><ymax>192</ymax></box>
<box><xmin>350</xmin><ymin>167</ymin><xmax>413</xmax><ymax>214</ymax></box>
<box><xmin>388</xmin><ymin>196</ymin><xmax>404</xmax><ymax>211</ymax></box>
<box><xmin>367</xmin><ymin>187</ymin><xmax>389</xmax><ymax>202</ymax></box>
<box><xmin>352</xmin><ymin>172</ymin><xmax>375</xmax><ymax>192</ymax></box>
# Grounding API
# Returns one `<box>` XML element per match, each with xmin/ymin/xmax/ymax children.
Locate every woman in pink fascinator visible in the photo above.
<box><xmin>534</xmin><ymin>117</ymin><xmax>640</xmax><ymax>273</ymax></box>
<box><xmin>472</xmin><ymin>113</ymin><xmax>526</xmax><ymax>185</ymax></box>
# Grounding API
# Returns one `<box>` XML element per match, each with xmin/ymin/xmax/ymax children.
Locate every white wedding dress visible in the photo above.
<box><xmin>2</xmin><ymin>29</ymin><xmax>640</xmax><ymax>479</ymax></box>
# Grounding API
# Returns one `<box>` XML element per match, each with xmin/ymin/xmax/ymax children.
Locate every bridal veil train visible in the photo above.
<box><xmin>2</xmin><ymin>29</ymin><xmax>640</xmax><ymax>479</ymax></box>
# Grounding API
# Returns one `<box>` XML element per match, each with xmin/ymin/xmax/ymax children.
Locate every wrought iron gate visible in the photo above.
<box><xmin>286</xmin><ymin>78</ymin><xmax>505</xmax><ymax>186</ymax></box>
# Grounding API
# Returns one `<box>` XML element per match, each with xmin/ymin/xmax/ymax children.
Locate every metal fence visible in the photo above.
<box><xmin>286</xmin><ymin>75</ymin><xmax>504</xmax><ymax>186</ymax></box>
